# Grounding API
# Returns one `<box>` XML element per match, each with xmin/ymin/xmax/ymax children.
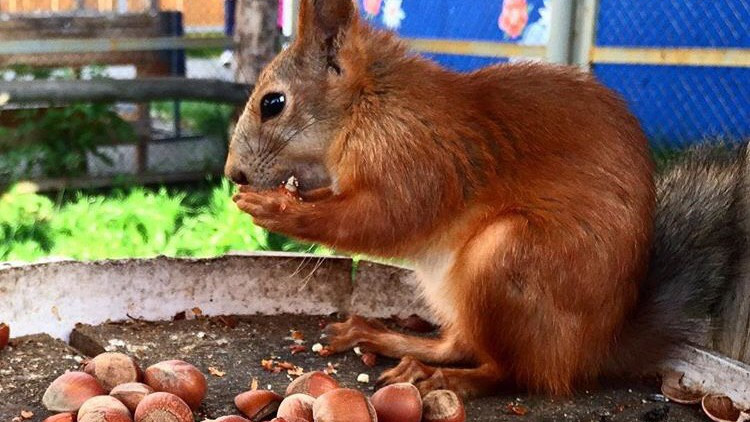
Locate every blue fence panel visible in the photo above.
<box><xmin>595</xmin><ymin>64</ymin><xmax>750</xmax><ymax>145</ymax></box>
<box><xmin>421</xmin><ymin>53</ymin><xmax>508</xmax><ymax>73</ymax></box>
<box><xmin>596</xmin><ymin>0</ymin><xmax>750</xmax><ymax>48</ymax></box>
<box><xmin>594</xmin><ymin>0</ymin><xmax>750</xmax><ymax>145</ymax></box>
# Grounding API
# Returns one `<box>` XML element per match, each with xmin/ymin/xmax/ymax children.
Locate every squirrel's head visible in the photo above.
<box><xmin>225</xmin><ymin>0</ymin><xmax>367</xmax><ymax>194</ymax></box>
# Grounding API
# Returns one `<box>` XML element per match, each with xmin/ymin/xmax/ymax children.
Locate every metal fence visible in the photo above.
<box><xmin>355</xmin><ymin>0</ymin><xmax>749</xmax><ymax>146</ymax></box>
<box><xmin>591</xmin><ymin>0</ymin><xmax>750</xmax><ymax>145</ymax></box>
<box><xmin>0</xmin><ymin>0</ymin><xmax>281</xmax><ymax>188</ymax></box>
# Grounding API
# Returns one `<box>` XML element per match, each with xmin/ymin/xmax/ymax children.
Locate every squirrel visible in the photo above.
<box><xmin>226</xmin><ymin>0</ymin><xmax>741</xmax><ymax>397</ymax></box>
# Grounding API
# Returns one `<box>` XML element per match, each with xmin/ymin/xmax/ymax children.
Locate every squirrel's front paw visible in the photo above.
<box><xmin>233</xmin><ymin>187</ymin><xmax>298</xmax><ymax>225</ymax></box>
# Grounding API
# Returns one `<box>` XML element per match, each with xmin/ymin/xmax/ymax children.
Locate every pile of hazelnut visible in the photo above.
<box><xmin>40</xmin><ymin>351</ymin><xmax>466</xmax><ymax>422</ymax></box>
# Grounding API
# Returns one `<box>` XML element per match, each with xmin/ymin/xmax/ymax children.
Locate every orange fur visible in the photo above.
<box><xmin>228</xmin><ymin>0</ymin><xmax>654</xmax><ymax>397</ymax></box>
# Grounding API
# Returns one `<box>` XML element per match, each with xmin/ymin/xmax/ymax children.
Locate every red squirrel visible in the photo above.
<box><xmin>226</xmin><ymin>0</ymin><xmax>741</xmax><ymax>397</ymax></box>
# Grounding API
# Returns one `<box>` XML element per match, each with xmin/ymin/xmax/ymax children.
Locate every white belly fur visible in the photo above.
<box><xmin>414</xmin><ymin>250</ymin><xmax>458</xmax><ymax>326</ymax></box>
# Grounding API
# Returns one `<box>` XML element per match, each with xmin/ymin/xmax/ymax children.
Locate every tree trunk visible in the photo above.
<box><xmin>234</xmin><ymin>0</ymin><xmax>280</xmax><ymax>84</ymax></box>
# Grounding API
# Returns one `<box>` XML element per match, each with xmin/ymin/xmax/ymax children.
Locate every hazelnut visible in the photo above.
<box><xmin>702</xmin><ymin>395</ymin><xmax>743</xmax><ymax>422</ymax></box>
<box><xmin>84</xmin><ymin>353</ymin><xmax>143</xmax><ymax>392</ymax></box>
<box><xmin>78</xmin><ymin>408</ymin><xmax>133</xmax><ymax>422</ymax></box>
<box><xmin>234</xmin><ymin>390</ymin><xmax>282</xmax><ymax>420</ymax></box>
<box><xmin>0</xmin><ymin>322</ymin><xmax>9</xmax><ymax>350</ymax></box>
<box><xmin>134</xmin><ymin>392</ymin><xmax>193</xmax><ymax>422</ymax></box>
<box><xmin>78</xmin><ymin>395</ymin><xmax>131</xmax><ymax>421</ymax></box>
<box><xmin>284</xmin><ymin>371</ymin><xmax>339</xmax><ymax>398</ymax></box>
<box><xmin>371</xmin><ymin>383</ymin><xmax>422</xmax><ymax>422</ymax></box>
<box><xmin>110</xmin><ymin>383</ymin><xmax>154</xmax><ymax>413</ymax></box>
<box><xmin>210</xmin><ymin>417</ymin><xmax>251</xmax><ymax>422</ymax></box>
<box><xmin>312</xmin><ymin>389</ymin><xmax>377</xmax><ymax>422</ymax></box>
<box><xmin>277</xmin><ymin>393</ymin><xmax>314</xmax><ymax>421</ymax></box>
<box><xmin>144</xmin><ymin>360</ymin><xmax>206</xmax><ymax>410</ymax></box>
<box><xmin>269</xmin><ymin>418</ymin><xmax>309</xmax><ymax>422</ymax></box>
<box><xmin>42</xmin><ymin>413</ymin><xmax>75</xmax><ymax>422</ymax></box>
<box><xmin>422</xmin><ymin>390</ymin><xmax>466</xmax><ymax>422</ymax></box>
<box><xmin>43</xmin><ymin>372</ymin><xmax>107</xmax><ymax>412</ymax></box>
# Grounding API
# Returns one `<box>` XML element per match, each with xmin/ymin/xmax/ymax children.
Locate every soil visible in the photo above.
<box><xmin>0</xmin><ymin>314</ymin><xmax>708</xmax><ymax>422</ymax></box>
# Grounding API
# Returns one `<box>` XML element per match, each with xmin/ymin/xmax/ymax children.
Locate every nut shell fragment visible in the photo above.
<box><xmin>702</xmin><ymin>395</ymin><xmax>743</xmax><ymax>422</ymax></box>
<box><xmin>660</xmin><ymin>371</ymin><xmax>703</xmax><ymax>404</ymax></box>
<box><xmin>234</xmin><ymin>390</ymin><xmax>283</xmax><ymax>420</ymax></box>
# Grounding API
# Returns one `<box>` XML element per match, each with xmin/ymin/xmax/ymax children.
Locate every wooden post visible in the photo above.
<box><xmin>234</xmin><ymin>0</ymin><xmax>280</xmax><ymax>84</ymax></box>
<box><xmin>571</xmin><ymin>0</ymin><xmax>600</xmax><ymax>70</ymax></box>
<box><xmin>546</xmin><ymin>0</ymin><xmax>575</xmax><ymax>64</ymax></box>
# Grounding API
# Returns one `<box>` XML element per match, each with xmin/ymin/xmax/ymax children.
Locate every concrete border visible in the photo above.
<box><xmin>0</xmin><ymin>253</ymin><xmax>433</xmax><ymax>340</ymax></box>
<box><xmin>0</xmin><ymin>253</ymin><xmax>355</xmax><ymax>340</ymax></box>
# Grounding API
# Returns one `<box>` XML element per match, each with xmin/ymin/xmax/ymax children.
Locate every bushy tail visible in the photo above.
<box><xmin>611</xmin><ymin>142</ymin><xmax>747</xmax><ymax>373</ymax></box>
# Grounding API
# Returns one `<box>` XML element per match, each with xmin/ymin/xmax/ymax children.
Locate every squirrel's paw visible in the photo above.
<box><xmin>376</xmin><ymin>356</ymin><xmax>449</xmax><ymax>395</ymax></box>
<box><xmin>376</xmin><ymin>356</ymin><xmax>445</xmax><ymax>392</ymax></box>
<box><xmin>233</xmin><ymin>188</ymin><xmax>298</xmax><ymax>223</ymax></box>
<box><xmin>323</xmin><ymin>315</ymin><xmax>388</xmax><ymax>353</ymax></box>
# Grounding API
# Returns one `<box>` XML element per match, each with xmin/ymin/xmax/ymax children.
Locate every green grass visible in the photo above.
<box><xmin>0</xmin><ymin>179</ymin><xmax>327</xmax><ymax>263</ymax></box>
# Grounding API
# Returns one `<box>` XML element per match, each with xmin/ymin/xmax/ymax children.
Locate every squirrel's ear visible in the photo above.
<box><xmin>297</xmin><ymin>0</ymin><xmax>358</xmax><ymax>63</ymax></box>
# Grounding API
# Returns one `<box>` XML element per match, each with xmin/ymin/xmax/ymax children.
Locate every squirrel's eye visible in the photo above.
<box><xmin>260</xmin><ymin>92</ymin><xmax>286</xmax><ymax>121</ymax></box>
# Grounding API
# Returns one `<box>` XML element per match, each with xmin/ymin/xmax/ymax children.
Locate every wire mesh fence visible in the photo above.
<box><xmin>591</xmin><ymin>0</ymin><xmax>750</xmax><ymax>146</ymax></box>
<box><xmin>0</xmin><ymin>0</ymin><xmax>283</xmax><ymax>187</ymax></box>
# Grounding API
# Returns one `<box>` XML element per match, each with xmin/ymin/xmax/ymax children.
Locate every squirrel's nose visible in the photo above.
<box><xmin>229</xmin><ymin>170</ymin><xmax>250</xmax><ymax>185</ymax></box>
<box><xmin>226</xmin><ymin>166</ymin><xmax>250</xmax><ymax>186</ymax></box>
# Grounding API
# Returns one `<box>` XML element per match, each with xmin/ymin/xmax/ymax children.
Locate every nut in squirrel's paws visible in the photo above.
<box><xmin>284</xmin><ymin>175</ymin><xmax>299</xmax><ymax>194</ymax></box>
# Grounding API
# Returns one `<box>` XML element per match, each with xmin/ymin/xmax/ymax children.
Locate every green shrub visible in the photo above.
<box><xmin>0</xmin><ymin>184</ymin><xmax>55</xmax><ymax>261</ymax></box>
<box><xmin>0</xmin><ymin>179</ymin><xmax>322</xmax><ymax>262</ymax></box>
<box><xmin>0</xmin><ymin>103</ymin><xmax>135</xmax><ymax>180</ymax></box>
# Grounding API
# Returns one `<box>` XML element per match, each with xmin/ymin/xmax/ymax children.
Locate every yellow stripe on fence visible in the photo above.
<box><xmin>405</xmin><ymin>38</ymin><xmax>547</xmax><ymax>59</ymax></box>
<box><xmin>591</xmin><ymin>47</ymin><xmax>750</xmax><ymax>68</ymax></box>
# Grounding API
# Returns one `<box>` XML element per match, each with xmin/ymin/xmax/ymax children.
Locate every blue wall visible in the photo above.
<box><xmin>357</xmin><ymin>0</ymin><xmax>750</xmax><ymax>146</ymax></box>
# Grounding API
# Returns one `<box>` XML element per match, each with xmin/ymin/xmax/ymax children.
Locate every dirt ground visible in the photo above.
<box><xmin>0</xmin><ymin>314</ymin><xmax>709</xmax><ymax>422</ymax></box>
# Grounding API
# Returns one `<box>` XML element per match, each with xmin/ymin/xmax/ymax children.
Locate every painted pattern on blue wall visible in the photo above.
<box><xmin>361</xmin><ymin>0</ymin><xmax>550</xmax><ymax>43</ymax></box>
<box><xmin>356</xmin><ymin>0</ymin><xmax>749</xmax><ymax>145</ymax></box>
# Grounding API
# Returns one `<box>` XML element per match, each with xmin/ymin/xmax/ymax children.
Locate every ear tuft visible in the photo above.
<box><xmin>314</xmin><ymin>0</ymin><xmax>356</xmax><ymax>39</ymax></box>
<box><xmin>298</xmin><ymin>0</ymin><xmax>357</xmax><ymax>41</ymax></box>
